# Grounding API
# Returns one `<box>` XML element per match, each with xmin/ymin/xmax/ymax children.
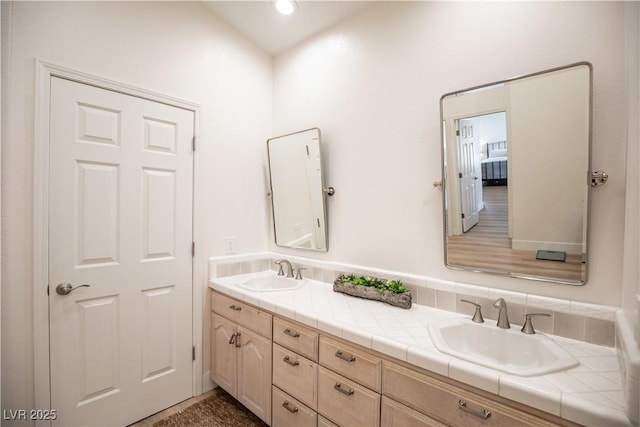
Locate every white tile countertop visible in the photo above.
<box><xmin>210</xmin><ymin>272</ymin><xmax>631</xmax><ymax>427</ymax></box>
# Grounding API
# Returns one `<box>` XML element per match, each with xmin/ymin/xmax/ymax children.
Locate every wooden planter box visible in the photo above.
<box><xmin>333</xmin><ymin>279</ymin><xmax>412</xmax><ymax>309</ymax></box>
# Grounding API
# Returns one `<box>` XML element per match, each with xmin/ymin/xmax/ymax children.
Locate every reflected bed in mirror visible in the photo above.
<box><xmin>440</xmin><ymin>63</ymin><xmax>591</xmax><ymax>285</ymax></box>
<box><xmin>267</xmin><ymin>128</ymin><xmax>330</xmax><ymax>251</ymax></box>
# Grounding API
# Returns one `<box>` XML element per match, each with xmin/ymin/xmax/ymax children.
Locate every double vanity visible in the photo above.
<box><xmin>207</xmin><ymin>61</ymin><xmax>624</xmax><ymax>427</ymax></box>
<box><xmin>210</xmin><ymin>267</ymin><xmax>630</xmax><ymax>427</ymax></box>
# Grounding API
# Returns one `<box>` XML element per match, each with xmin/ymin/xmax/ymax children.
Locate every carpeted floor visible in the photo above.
<box><xmin>152</xmin><ymin>388</ymin><xmax>268</xmax><ymax>427</ymax></box>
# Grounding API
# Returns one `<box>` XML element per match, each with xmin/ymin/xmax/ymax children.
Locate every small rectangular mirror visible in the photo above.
<box><xmin>267</xmin><ymin>128</ymin><xmax>329</xmax><ymax>251</ymax></box>
<box><xmin>441</xmin><ymin>63</ymin><xmax>591</xmax><ymax>285</ymax></box>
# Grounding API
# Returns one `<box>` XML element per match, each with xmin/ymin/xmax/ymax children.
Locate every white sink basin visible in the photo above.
<box><xmin>236</xmin><ymin>271</ymin><xmax>307</xmax><ymax>292</ymax></box>
<box><xmin>428</xmin><ymin>318</ymin><xmax>578</xmax><ymax>376</ymax></box>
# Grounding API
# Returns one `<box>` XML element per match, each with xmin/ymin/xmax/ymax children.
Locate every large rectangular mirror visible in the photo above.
<box><xmin>441</xmin><ymin>63</ymin><xmax>591</xmax><ymax>285</ymax></box>
<box><xmin>267</xmin><ymin>128</ymin><xmax>329</xmax><ymax>251</ymax></box>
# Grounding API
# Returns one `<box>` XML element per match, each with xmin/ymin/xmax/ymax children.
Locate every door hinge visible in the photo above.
<box><xmin>192</xmin><ymin>136</ymin><xmax>196</xmax><ymax>152</ymax></box>
<box><xmin>192</xmin><ymin>242</ymin><xmax>195</xmax><ymax>257</ymax></box>
<box><xmin>317</xmin><ymin>218</ymin><xmax>320</xmax><ymax>227</ymax></box>
<box><xmin>47</xmin><ymin>285</ymin><xmax>50</xmax><ymax>296</ymax></box>
<box><xmin>459</xmin><ymin>172</ymin><xmax>463</xmax><ymax>178</ymax></box>
<box><xmin>192</xmin><ymin>346</ymin><xmax>196</xmax><ymax>361</ymax></box>
<box><xmin>306</xmin><ymin>145</ymin><xmax>310</xmax><ymax>156</ymax></box>
<box><xmin>461</xmin><ymin>213</ymin><xmax>465</xmax><ymax>219</ymax></box>
<box><xmin>456</xmin><ymin>130</ymin><xmax>460</xmax><ymax>136</ymax></box>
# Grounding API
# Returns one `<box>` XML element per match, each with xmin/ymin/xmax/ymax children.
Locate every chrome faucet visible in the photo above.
<box><xmin>493</xmin><ymin>298</ymin><xmax>510</xmax><ymax>329</ymax></box>
<box><xmin>275</xmin><ymin>259</ymin><xmax>294</xmax><ymax>278</ymax></box>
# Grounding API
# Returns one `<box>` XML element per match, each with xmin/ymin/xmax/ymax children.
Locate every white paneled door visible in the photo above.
<box><xmin>457</xmin><ymin>117</ymin><xmax>482</xmax><ymax>233</ymax></box>
<box><xmin>48</xmin><ymin>77</ymin><xmax>194</xmax><ymax>426</ymax></box>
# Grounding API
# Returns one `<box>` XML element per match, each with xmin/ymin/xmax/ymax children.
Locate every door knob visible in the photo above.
<box><xmin>56</xmin><ymin>283</ymin><xmax>91</xmax><ymax>295</ymax></box>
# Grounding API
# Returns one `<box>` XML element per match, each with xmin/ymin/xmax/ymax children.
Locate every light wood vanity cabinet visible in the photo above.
<box><xmin>210</xmin><ymin>292</ymin><xmax>272</xmax><ymax>425</ymax></box>
<box><xmin>211</xmin><ymin>291</ymin><xmax>579</xmax><ymax>427</ymax></box>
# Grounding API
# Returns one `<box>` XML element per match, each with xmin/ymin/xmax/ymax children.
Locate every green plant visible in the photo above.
<box><xmin>337</xmin><ymin>274</ymin><xmax>407</xmax><ymax>294</ymax></box>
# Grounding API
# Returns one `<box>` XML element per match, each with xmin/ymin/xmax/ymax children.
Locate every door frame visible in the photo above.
<box><xmin>33</xmin><ymin>60</ymin><xmax>204</xmax><ymax>421</ymax></box>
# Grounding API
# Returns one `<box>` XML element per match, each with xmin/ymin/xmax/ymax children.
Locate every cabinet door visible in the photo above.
<box><xmin>237</xmin><ymin>325</ymin><xmax>272</xmax><ymax>425</ymax></box>
<box><xmin>211</xmin><ymin>313</ymin><xmax>237</xmax><ymax>397</ymax></box>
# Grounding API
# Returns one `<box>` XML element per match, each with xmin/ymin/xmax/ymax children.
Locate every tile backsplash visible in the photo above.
<box><xmin>209</xmin><ymin>252</ymin><xmax>617</xmax><ymax>347</ymax></box>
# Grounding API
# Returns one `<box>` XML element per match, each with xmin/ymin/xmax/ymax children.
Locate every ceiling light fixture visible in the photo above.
<box><xmin>274</xmin><ymin>0</ymin><xmax>298</xmax><ymax>15</ymax></box>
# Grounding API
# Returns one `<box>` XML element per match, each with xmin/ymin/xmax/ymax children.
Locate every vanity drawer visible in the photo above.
<box><xmin>210</xmin><ymin>291</ymin><xmax>272</xmax><ymax>338</ymax></box>
<box><xmin>318</xmin><ymin>415</ymin><xmax>339</xmax><ymax>427</ymax></box>
<box><xmin>382</xmin><ymin>361</ymin><xmax>558</xmax><ymax>427</ymax></box>
<box><xmin>272</xmin><ymin>386</ymin><xmax>317</xmax><ymax>427</ymax></box>
<box><xmin>319</xmin><ymin>336</ymin><xmax>381</xmax><ymax>392</ymax></box>
<box><xmin>273</xmin><ymin>344</ymin><xmax>318</xmax><ymax>409</ymax></box>
<box><xmin>273</xmin><ymin>317</ymin><xmax>319</xmax><ymax>362</ymax></box>
<box><xmin>381</xmin><ymin>396</ymin><xmax>447</xmax><ymax>427</ymax></box>
<box><xmin>317</xmin><ymin>366</ymin><xmax>380</xmax><ymax>427</ymax></box>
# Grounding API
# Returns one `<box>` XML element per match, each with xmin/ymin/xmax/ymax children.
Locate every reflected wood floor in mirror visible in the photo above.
<box><xmin>448</xmin><ymin>186</ymin><xmax>585</xmax><ymax>282</ymax></box>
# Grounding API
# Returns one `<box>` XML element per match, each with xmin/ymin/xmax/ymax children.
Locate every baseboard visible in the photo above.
<box><xmin>511</xmin><ymin>239</ymin><xmax>583</xmax><ymax>255</ymax></box>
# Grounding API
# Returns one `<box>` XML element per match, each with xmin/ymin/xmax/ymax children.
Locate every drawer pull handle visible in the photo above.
<box><xmin>282</xmin><ymin>356</ymin><xmax>300</xmax><ymax>367</ymax></box>
<box><xmin>282</xmin><ymin>401</ymin><xmax>299</xmax><ymax>413</ymax></box>
<box><xmin>333</xmin><ymin>382</ymin><xmax>355</xmax><ymax>396</ymax></box>
<box><xmin>283</xmin><ymin>328</ymin><xmax>300</xmax><ymax>338</ymax></box>
<box><xmin>458</xmin><ymin>400</ymin><xmax>491</xmax><ymax>420</ymax></box>
<box><xmin>228</xmin><ymin>332</ymin><xmax>241</xmax><ymax>347</ymax></box>
<box><xmin>229</xmin><ymin>304</ymin><xmax>242</xmax><ymax>311</ymax></box>
<box><xmin>335</xmin><ymin>350</ymin><xmax>356</xmax><ymax>362</ymax></box>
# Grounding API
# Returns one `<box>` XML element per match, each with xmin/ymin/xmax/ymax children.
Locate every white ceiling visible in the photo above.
<box><xmin>201</xmin><ymin>1</ymin><xmax>374</xmax><ymax>56</ymax></box>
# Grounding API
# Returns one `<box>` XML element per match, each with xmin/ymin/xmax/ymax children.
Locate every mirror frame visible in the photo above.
<box><xmin>267</xmin><ymin>127</ymin><xmax>330</xmax><ymax>252</ymax></box>
<box><xmin>439</xmin><ymin>62</ymin><xmax>593</xmax><ymax>285</ymax></box>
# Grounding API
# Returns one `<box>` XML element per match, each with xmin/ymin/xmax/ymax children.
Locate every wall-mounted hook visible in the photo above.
<box><xmin>323</xmin><ymin>187</ymin><xmax>335</xmax><ymax>196</ymax></box>
<box><xmin>591</xmin><ymin>170</ymin><xmax>608</xmax><ymax>187</ymax></box>
<box><xmin>433</xmin><ymin>180</ymin><xmax>443</xmax><ymax>190</ymax></box>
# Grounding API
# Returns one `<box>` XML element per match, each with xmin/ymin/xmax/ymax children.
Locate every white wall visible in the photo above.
<box><xmin>273</xmin><ymin>1</ymin><xmax>627</xmax><ymax>305</ymax></box>
<box><xmin>1</xmin><ymin>0</ymin><xmax>272</xmax><ymax>418</ymax></box>
<box><xmin>510</xmin><ymin>67</ymin><xmax>589</xmax><ymax>254</ymax></box>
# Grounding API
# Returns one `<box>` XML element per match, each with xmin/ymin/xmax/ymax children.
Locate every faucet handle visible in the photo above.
<box><xmin>275</xmin><ymin>259</ymin><xmax>285</xmax><ymax>276</ymax></box>
<box><xmin>294</xmin><ymin>268</ymin><xmax>306</xmax><ymax>280</ymax></box>
<box><xmin>521</xmin><ymin>313</ymin><xmax>551</xmax><ymax>334</ymax></box>
<box><xmin>460</xmin><ymin>299</ymin><xmax>484</xmax><ymax>323</ymax></box>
